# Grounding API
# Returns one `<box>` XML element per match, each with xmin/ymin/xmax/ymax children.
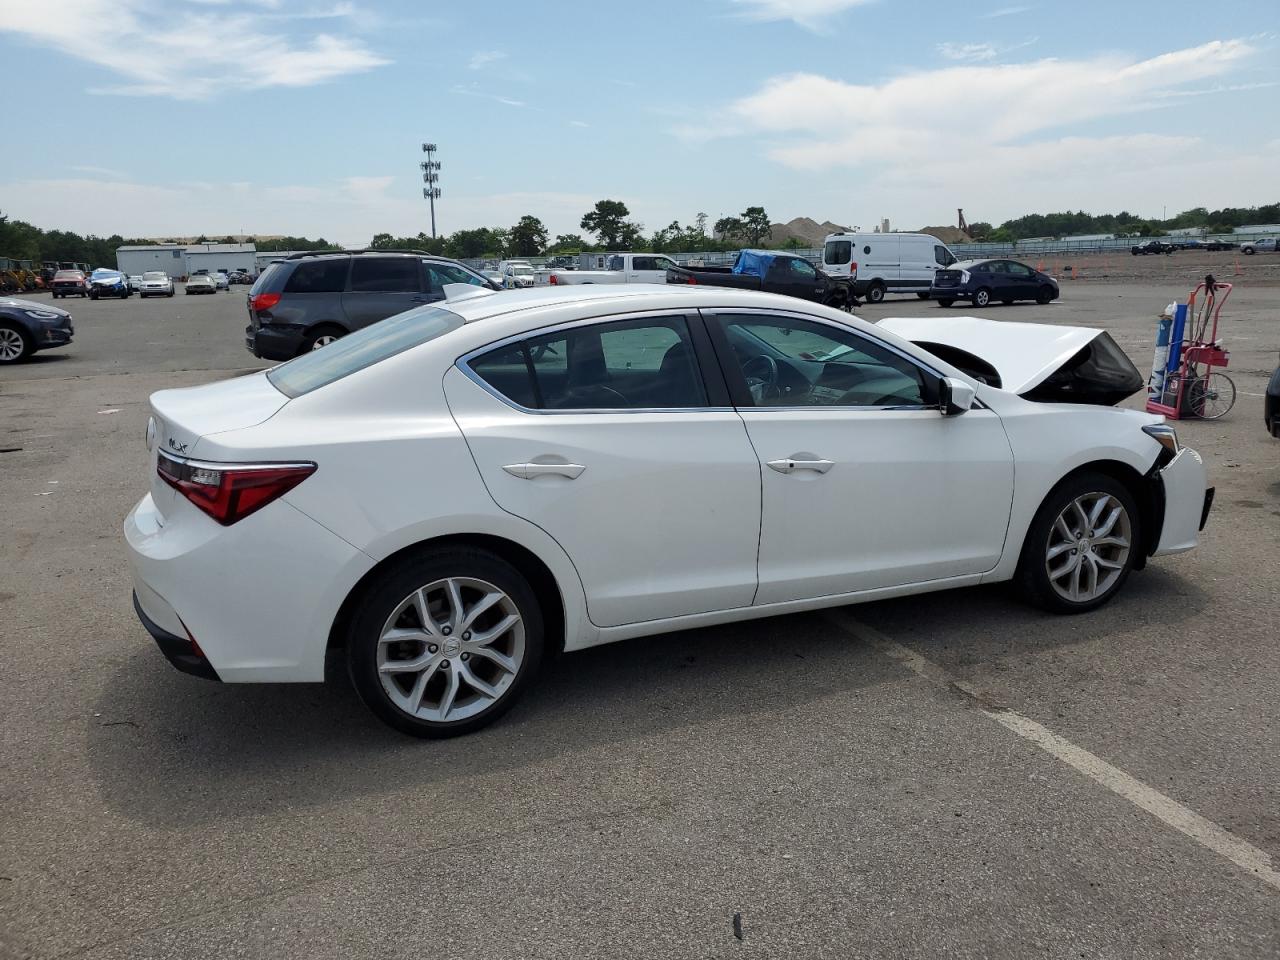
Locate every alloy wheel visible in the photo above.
<box><xmin>1044</xmin><ymin>492</ymin><xmax>1131</xmax><ymax>603</ymax></box>
<box><xmin>377</xmin><ymin>577</ymin><xmax>525</xmax><ymax>723</ymax></box>
<box><xmin>0</xmin><ymin>327</ymin><xmax>26</xmax><ymax>361</ymax></box>
<box><xmin>311</xmin><ymin>334</ymin><xmax>338</xmax><ymax>350</ymax></box>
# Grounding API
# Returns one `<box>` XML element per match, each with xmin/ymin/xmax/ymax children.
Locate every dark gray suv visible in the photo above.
<box><xmin>244</xmin><ymin>250</ymin><xmax>498</xmax><ymax>360</ymax></box>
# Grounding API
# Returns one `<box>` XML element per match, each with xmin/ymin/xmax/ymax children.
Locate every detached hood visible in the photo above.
<box><xmin>90</xmin><ymin>269</ymin><xmax>126</xmax><ymax>285</ymax></box>
<box><xmin>878</xmin><ymin>315</ymin><xmax>1144</xmax><ymax>406</ymax></box>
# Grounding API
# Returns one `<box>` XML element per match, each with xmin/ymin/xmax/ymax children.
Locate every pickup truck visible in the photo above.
<box><xmin>1131</xmin><ymin>240</ymin><xmax>1175</xmax><ymax>255</ymax></box>
<box><xmin>1240</xmin><ymin>238</ymin><xmax>1278</xmax><ymax>255</ymax></box>
<box><xmin>543</xmin><ymin>253</ymin><xmax>678</xmax><ymax>286</ymax></box>
<box><xmin>665</xmin><ymin>249</ymin><xmax>857</xmax><ymax>309</ymax></box>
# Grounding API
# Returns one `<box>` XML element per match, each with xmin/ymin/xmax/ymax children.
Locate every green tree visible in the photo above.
<box><xmin>547</xmin><ymin>233</ymin><xmax>590</xmax><ymax>254</ymax></box>
<box><xmin>508</xmin><ymin>215</ymin><xmax>549</xmax><ymax>257</ymax></box>
<box><xmin>581</xmin><ymin>199</ymin><xmax>636</xmax><ymax>248</ymax></box>
<box><xmin>740</xmin><ymin>206</ymin><xmax>771</xmax><ymax>246</ymax></box>
<box><xmin>715</xmin><ymin>216</ymin><xmax>745</xmax><ymax>244</ymax></box>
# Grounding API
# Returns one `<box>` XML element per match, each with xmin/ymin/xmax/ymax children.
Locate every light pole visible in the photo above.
<box><xmin>420</xmin><ymin>143</ymin><xmax>441</xmax><ymax>239</ymax></box>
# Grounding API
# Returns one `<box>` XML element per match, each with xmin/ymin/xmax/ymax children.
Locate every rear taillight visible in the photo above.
<box><xmin>158</xmin><ymin>452</ymin><xmax>315</xmax><ymax>526</ymax></box>
<box><xmin>250</xmin><ymin>292</ymin><xmax>281</xmax><ymax>312</ymax></box>
<box><xmin>850</xmin><ymin>261</ymin><xmax>858</xmax><ymax>276</ymax></box>
<box><xmin>548</xmin><ymin>274</ymin><xmax>558</xmax><ymax>285</ymax></box>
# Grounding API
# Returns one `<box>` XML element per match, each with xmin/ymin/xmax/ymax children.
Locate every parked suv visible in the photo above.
<box><xmin>244</xmin><ymin>250</ymin><xmax>499</xmax><ymax>360</ymax></box>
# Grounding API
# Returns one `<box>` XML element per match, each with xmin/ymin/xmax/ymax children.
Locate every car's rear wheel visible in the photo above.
<box><xmin>347</xmin><ymin>548</ymin><xmax>545</xmax><ymax>738</ymax></box>
<box><xmin>916</xmin><ymin>292</ymin><xmax>930</xmax><ymax>299</ymax></box>
<box><xmin>1016</xmin><ymin>472</ymin><xmax>1138</xmax><ymax>613</ymax></box>
<box><xmin>0</xmin><ymin>324</ymin><xmax>33</xmax><ymax>364</ymax></box>
<box><xmin>301</xmin><ymin>325</ymin><xmax>347</xmax><ymax>354</ymax></box>
<box><xmin>972</xmin><ymin>287</ymin><xmax>992</xmax><ymax>307</ymax></box>
<box><xmin>936</xmin><ymin>298</ymin><xmax>954</xmax><ymax>307</ymax></box>
<box><xmin>866</xmin><ymin>281</ymin><xmax>886</xmax><ymax>304</ymax></box>
<box><xmin>1036</xmin><ymin>285</ymin><xmax>1055</xmax><ymax>304</ymax></box>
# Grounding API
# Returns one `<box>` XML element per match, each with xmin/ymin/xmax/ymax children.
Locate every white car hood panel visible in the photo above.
<box><xmin>877</xmin><ymin>315</ymin><xmax>1100</xmax><ymax>394</ymax></box>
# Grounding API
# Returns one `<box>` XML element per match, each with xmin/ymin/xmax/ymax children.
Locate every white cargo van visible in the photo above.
<box><xmin>822</xmin><ymin>232</ymin><xmax>957</xmax><ymax>303</ymax></box>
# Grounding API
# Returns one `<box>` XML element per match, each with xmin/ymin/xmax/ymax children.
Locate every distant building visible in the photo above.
<box><xmin>1063</xmin><ymin>233</ymin><xmax>1116</xmax><ymax>242</ymax></box>
<box><xmin>115</xmin><ymin>244</ymin><xmax>187</xmax><ymax>277</ymax></box>
<box><xmin>184</xmin><ymin>243</ymin><xmax>256</xmax><ymax>277</ymax></box>
<box><xmin>1233</xmin><ymin>223</ymin><xmax>1280</xmax><ymax>235</ymax></box>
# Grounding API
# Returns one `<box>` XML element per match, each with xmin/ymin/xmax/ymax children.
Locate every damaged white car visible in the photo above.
<box><xmin>125</xmin><ymin>287</ymin><xmax>1211</xmax><ymax>737</ymax></box>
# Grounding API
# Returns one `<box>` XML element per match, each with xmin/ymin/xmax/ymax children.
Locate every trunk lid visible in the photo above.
<box><xmin>148</xmin><ymin>373</ymin><xmax>289</xmax><ymax>518</ymax></box>
<box><xmin>878</xmin><ymin>315</ymin><xmax>1144</xmax><ymax>404</ymax></box>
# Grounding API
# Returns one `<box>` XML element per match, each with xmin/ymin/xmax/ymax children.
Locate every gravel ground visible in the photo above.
<box><xmin>1</xmin><ymin>273</ymin><xmax>1277</xmax><ymax>959</ymax></box>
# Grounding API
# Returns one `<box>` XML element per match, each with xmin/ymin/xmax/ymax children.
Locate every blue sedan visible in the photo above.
<box><xmin>930</xmin><ymin>259</ymin><xmax>1059</xmax><ymax>308</ymax></box>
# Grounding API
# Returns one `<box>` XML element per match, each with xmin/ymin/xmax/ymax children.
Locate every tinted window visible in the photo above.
<box><xmin>470</xmin><ymin>343</ymin><xmax>538</xmax><ymax>408</ymax></box>
<box><xmin>985</xmin><ymin>261</ymin><xmax>1008</xmax><ymax>274</ymax></box>
<box><xmin>824</xmin><ymin>240</ymin><xmax>851</xmax><ymax>265</ymax></box>
<box><xmin>934</xmin><ymin>245</ymin><xmax>954</xmax><ymax>266</ymax></box>
<box><xmin>513</xmin><ymin>316</ymin><xmax>707</xmax><ymax>410</ymax></box>
<box><xmin>789</xmin><ymin>258</ymin><xmax>817</xmax><ymax>278</ymax></box>
<box><xmin>1006</xmin><ymin>261</ymin><xmax>1034</xmax><ymax>277</ymax></box>
<box><xmin>349</xmin><ymin>257</ymin><xmax>421</xmax><ymax>293</ymax></box>
<box><xmin>425</xmin><ymin>262</ymin><xmax>483</xmax><ymax>292</ymax></box>
<box><xmin>719</xmin><ymin>315</ymin><xmax>928</xmax><ymax>408</ymax></box>
<box><xmin>283</xmin><ymin>259</ymin><xmax>348</xmax><ymax>294</ymax></box>
<box><xmin>268</xmin><ymin>305</ymin><xmax>463</xmax><ymax>397</ymax></box>
<box><xmin>631</xmin><ymin>256</ymin><xmax>657</xmax><ymax>271</ymax></box>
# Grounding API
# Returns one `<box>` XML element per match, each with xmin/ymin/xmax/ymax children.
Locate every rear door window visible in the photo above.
<box><xmin>282</xmin><ymin>259</ymin><xmax>348</xmax><ymax>294</ymax></box>
<box><xmin>425</xmin><ymin>262</ymin><xmax>484</xmax><ymax>293</ymax></box>
<box><xmin>349</xmin><ymin>257</ymin><xmax>422</xmax><ymax>293</ymax></box>
<box><xmin>823</xmin><ymin>240</ymin><xmax>851</xmax><ymax>265</ymax></box>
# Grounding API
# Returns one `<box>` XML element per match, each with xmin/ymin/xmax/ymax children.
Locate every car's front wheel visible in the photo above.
<box><xmin>347</xmin><ymin>548</ymin><xmax>545</xmax><ymax>738</ymax></box>
<box><xmin>0</xmin><ymin>323</ymin><xmax>33</xmax><ymax>364</ymax></box>
<box><xmin>1036</xmin><ymin>284</ymin><xmax>1055</xmax><ymax>304</ymax></box>
<box><xmin>1016</xmin><ymin>471</ymin><xmax>1139</xmax><ymax>613</ymax></box>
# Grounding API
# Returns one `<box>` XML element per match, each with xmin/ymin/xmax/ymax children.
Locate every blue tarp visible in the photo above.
<box><xmin>732</xmin><ymin>249</ymin><xmax>781</xmax><ymax>278</ymax></box>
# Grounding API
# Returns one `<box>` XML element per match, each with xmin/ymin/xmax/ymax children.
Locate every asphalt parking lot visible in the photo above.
<box><xmin>2</xmin><ymin>269</ymin><xmax>1278</xmax><ymax>959</ymax></box>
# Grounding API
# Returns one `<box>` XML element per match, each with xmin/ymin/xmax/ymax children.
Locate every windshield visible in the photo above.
<box><xmin>268</xmin><ymin>304</ymin><xmax>464</xmax><ymax>398</ymax></box>
<box><xmin>512</xmin><ymin>266</ymin><xmax>533</xmax><ymax>275</ymax></box>
<box><xmin>143</xmin><ymin>271</ymin><xmax>167</xmax><ymax>280</ymax></box>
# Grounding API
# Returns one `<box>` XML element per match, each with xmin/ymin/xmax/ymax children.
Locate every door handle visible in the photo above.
<box><xmin>766</xmin><ymin>458</ymin><xmax>834</xmax><ymax>475</ymax></box>
<box><xmin>501</xmin><ymin>462</ymin><xmax>587</xmax><ymax>480</ymax></box>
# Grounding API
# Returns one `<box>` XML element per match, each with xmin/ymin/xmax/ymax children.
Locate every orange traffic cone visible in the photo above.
<box><xmin>1234</xmin><ymin>258</ymin><xmax>1243</xmax><ymax>276</ymax></box>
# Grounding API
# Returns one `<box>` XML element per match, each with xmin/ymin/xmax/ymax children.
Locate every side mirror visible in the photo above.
<box><xmin>939</xmin><ymin>376</ymin><xmax>976</xmax><ymax>416</ymax></box>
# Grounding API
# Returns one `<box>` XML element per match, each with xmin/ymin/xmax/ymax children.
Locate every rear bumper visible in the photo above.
<box><xmin>244</xmin><ymin>322</ymin><xmax>303</xmax><ymax>360</ymax></box>
<box><xmin>124</xmin><ymin>492</ymin><xmax>375</xmax><ymax>682</ymax></box>
<box><xmin>132</xmin><ymin>591</ymin><xmax>221</xmax><ymax>681</ymax></box>
<box><xmin>1153</xmin><ymin>447</ymin><xmax>1210</xmax><ymax>556</ymax></box>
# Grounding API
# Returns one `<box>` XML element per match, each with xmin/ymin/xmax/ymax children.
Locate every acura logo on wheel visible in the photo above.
<box><xmin>442</xmin><ymin>637</ymin><xmax>462</xmax><ymax>657</ymax></box>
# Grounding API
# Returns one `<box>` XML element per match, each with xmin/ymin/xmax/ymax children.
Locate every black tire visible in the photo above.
<box><xmin>972</xmin><ymin>287</ymin><xmax>992</xmax><ymax>307</ymax></box>
<box><xmin>1243</xmin><ymin>248</ymin><xmax>1255</xmax><ymax>256</ymax></box>
<box><xmin>866</xmin><ymin>281</ymin><xmax>886</xmax><ymax>304</ymax></box>
<box><xmin>300</xmin><ymin>325</ymin><xmax>348</xmax><ymax>354</ymax></box>
<box><xmin>89</xmin><ymin>289</ymin><xmax>99</xmax><ymax>300</ymax></box>
<box><xmin>346</xmin><ymin>547</ymin><xmax>545</xmax><ymax>738</ymax></box>
<box><xmin>937</xmin><ymin>298</ymin><xmax>954</xmax><ymax>308</ymax></box>
<box><xmin>0</xmin><ymin>323</ymin><xmax>33</xmax><ymax>364</ymax></box>
<box><xmin>916</xmin><ymin>291</ymin><xmax>930</xmax><ymax>299</ymax></box>
<box><xmin>1015</xmin><ymin>471</ymin><xmax>1139</xmax><ymax>614</ymax></box>
<box><xmin>52</xmin><ymin>292</ymin><xmax>60</xmax><ymax>299</ymax></box>
<box><xmin>1036</xmin><ymin>285</ymin><xmax>1055</xmax><ymax>304</ymax></box>
<box><xmin>168</xmin><ymin>290</ymin><xmax>174</xmax><ymax>297</ymax></box>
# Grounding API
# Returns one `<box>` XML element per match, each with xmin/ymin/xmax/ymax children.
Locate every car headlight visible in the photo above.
<box><xmin>1142</xmin><ymin>423</ymin><xmax>1179</xmax><ymax>455</ymax></box>
<box><xmin>24</xmin><ymin>309</ymin><xmax>62</xmax><ymax>321</ymax></box>
<box><xmin>959</xmin><ymin>270</ymin><xmax>970</xmax><ymax>283</ymax></box>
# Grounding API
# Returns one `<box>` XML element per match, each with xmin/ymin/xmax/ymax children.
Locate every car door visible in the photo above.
<box><xmin>445</xmin><ymin>312</ymin><xmax>762</xmax><ymax>628</ymax></box>
<box><xmin>861</xmin><ymin>235</ymin><xmax>901</xmax><ymax>288</ymax></box>
<box><xmin>341</xmin><ymin>257</ymin><xmax>432</xmax><ymax>330</ymax></box>
<box><xmin>773</xmin><ymin>256</ymin><xmax>818</xmax><ymax>300</ymax></box>
<box><xmin>982</xmin><ymin>260</ymin><xmax>1012</xmax><ymax>299</ymax></box>
<box><xmin>704</xmin><ymin>309</ymin><xmax>1015</xmax><ymax>604</ymax></box>
<box><xmin>627</xmin><ymin>255</ymin><xmax>677</xmax><ymax>284</ymax></box>
<box><xmin>1004</xmin><ymin>261</ymin><xmax>1038</xmax><ymax>300</ymax></box>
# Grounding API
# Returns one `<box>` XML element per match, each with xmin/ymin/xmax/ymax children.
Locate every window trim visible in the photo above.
<box><xmin>456</xmin><ymin>310</ymin><xmax>733</xmax><ymax>415</ymax></box>
<box><xmin>700</xmin><ymin>307</ymin><xmax>945</xmax><ymax>413</ymax></box>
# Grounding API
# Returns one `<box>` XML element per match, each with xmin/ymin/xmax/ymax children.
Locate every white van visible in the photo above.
<box><xmin>822</xmin><ymin>232</ymin><xmax>957</xmax><ymax>303</ymax></box>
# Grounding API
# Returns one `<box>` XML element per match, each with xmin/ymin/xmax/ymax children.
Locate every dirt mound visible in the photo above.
<box><xmin>765</xmin><ymin>217</ymin><xmax>849</xmax><ymax>247</ymax></box>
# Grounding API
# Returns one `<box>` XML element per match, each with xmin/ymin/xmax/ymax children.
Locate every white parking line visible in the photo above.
<box><xmin>825</xmin><ymin>611</ymin><xmax>1280</xmax><ymax>894</ymax></box>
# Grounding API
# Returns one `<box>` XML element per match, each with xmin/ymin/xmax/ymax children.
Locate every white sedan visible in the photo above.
<box><xmin>138</xmin><ymin>271</ymin><xmax>175</xmax><ymax>298</ymax></box>
<box><xmin>124</xmin><ymin>286</ymin><xmax>1211</xmax><ymax>737</ymax></box>
<box><xmin>184</xmin><ymin>274</ymin><xmax>216</xmax><ymax>295</ymax></box>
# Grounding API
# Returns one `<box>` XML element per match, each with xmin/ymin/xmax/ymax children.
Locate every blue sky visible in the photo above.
<box><xmin>1</xmin><ymin>0</ymin><xmax>1277</xmax><ymax>244</ymax></box>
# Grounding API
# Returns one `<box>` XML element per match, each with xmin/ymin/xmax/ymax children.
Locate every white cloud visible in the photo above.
<box><xmin>569</xmin><ymin>119</ymin><xmax>589</xmax><ymax>127</ymax></box>
<box><xmin>0</xmin><ymin>0</ymin><xmax>389</xmax><ymax>99</ymax></box>
<box><xmin>450</xmin><ymin>85</ymin><xmax>525</xmax><ymax>108</ymax></box>
<box><xmin>981</xmin><ymin>4</ymin><xmax>1031</xmax><ymax>17</ymax></box>
<box><xmin>727</xmin><ymin>0</ymin><xmax>874</xmax><ymax>31</ymax></box>
<box><xmin>679</xmin><ymin>38</ymin><xmax>1267</xmax><ymax>225</ymax></box>
<box><xmin>468</xmin><ymin>50</ymin><xmax>507</xmax><ymax>70</ymax></box>
<box><xmin>937</xmin><ymin>42</ymin><xmax>998</xmax><ymax>62</ymax></box>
